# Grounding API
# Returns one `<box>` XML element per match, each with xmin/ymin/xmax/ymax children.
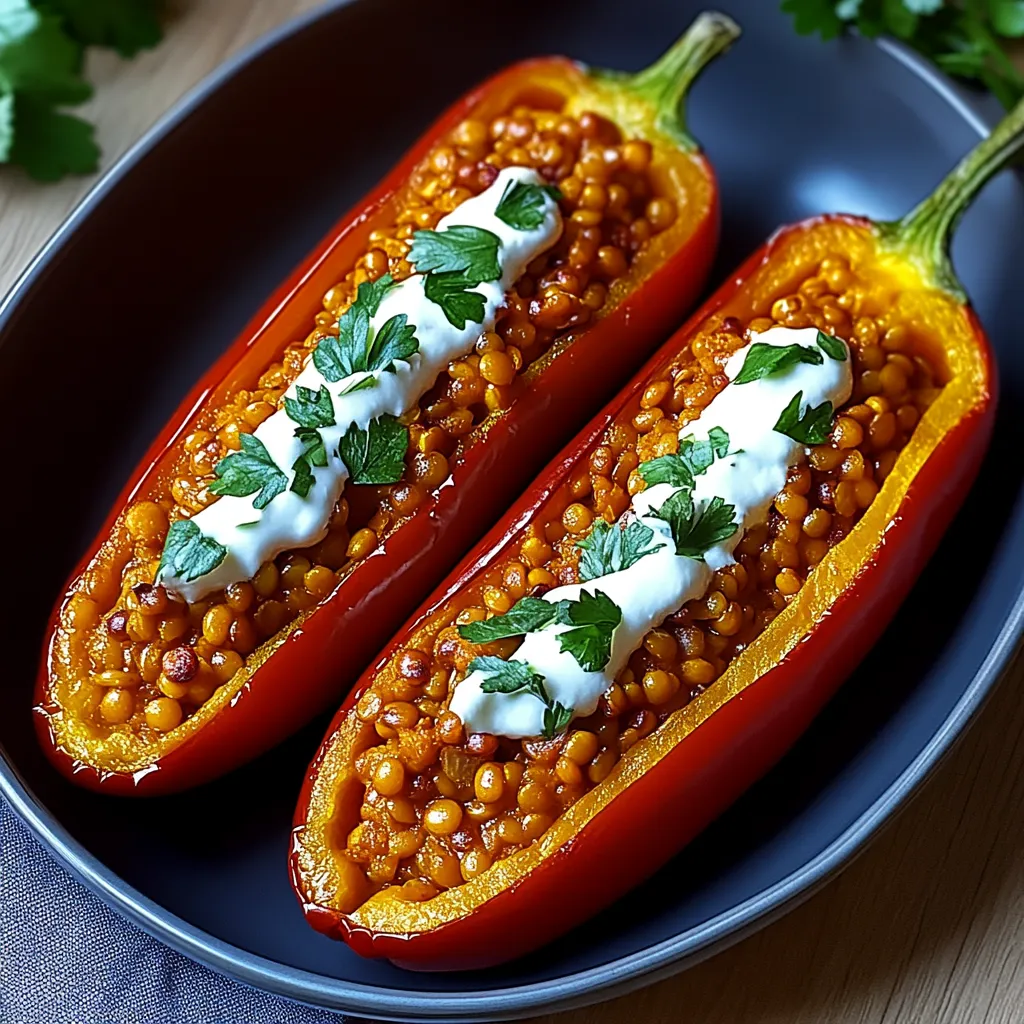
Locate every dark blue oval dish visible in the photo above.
<box><xmin>2</xmin><ymin>0</ymin><xmax>1023</xmax><ymax>1019</ymax></box>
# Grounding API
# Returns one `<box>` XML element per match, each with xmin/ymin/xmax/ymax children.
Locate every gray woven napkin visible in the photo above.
<box><xmin>0</xmin><ymin>799</ymin><xmax>354</xmax><ymax>1024</ymax></box>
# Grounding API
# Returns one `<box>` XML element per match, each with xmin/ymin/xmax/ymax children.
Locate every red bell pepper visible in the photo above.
<box><xmin>289</xmin><ymin>93</ymin><xmax>1016</xmax><ymax>970</ymax></box>
<box><xmin>34</xmin><ymin>14</ymin><xmax>738</xmax><ymax>795</ymax></box>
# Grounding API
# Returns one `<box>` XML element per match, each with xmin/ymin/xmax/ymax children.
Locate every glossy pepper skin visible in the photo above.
<box><xmin>33</xmin><ymin>15</ymin><xmax>738</xmax><ymax>795</ymax></box>
<box><xmin>289</xmin><ymin>98</ymin><xmax>1021</xmax><ymax>969</ymax></box>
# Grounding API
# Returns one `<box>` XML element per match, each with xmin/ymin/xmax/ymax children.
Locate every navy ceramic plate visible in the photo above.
<box><xmin>2</xmin><ymin>0</ymin><xmax>1023</xmax><ymax>1019</ymax></box>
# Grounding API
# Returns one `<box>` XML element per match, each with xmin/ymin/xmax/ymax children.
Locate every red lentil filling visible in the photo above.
<box><xmin>337</xmin><ymin>255</ymin><xmax>947</xmax><ymax>901</ymax></box>
<box><xmin>62</xmin><ymin>105</ymin><xmax>681</xmax><ymax>740</ymax></box>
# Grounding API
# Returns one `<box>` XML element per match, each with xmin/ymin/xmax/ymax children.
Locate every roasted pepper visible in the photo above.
<box><xmin>33</xmin><ymin>14</ymin><xmax>738</xmax><ymax>795</ymax></box>
<box><xmin>289</xmin><ymin>97</ymin><xmax>1014</xmax><ymax>970</ymax></box>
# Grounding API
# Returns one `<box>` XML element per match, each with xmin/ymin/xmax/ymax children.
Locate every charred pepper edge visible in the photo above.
<box><xmin>34</xmin><ymin>19</ymin><xmax>733</xmax><ymax>788</ymax></box>
<box><xmin>291</xmin><ymin>231</ymin><xmax>990</xmax><ymax>937</ymax></box>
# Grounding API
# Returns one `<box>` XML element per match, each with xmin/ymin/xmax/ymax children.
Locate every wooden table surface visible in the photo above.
<box><xmin>3</xmin><ymin>3</ymin><xmax>1023</xmax><ymax>1022</ymax></box>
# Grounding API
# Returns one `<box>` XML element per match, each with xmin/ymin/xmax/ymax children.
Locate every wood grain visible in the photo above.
<box><xmin>2</xmin><ymin>3</ymin><xmax>1022</xmax><ymax>1021</ymax></box>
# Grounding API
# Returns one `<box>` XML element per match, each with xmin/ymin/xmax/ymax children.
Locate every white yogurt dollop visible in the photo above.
<box><xmin>162</xmin><ymin>167</ymin><xmax>562</xmax><ymax>603</ymax></box>
<box><xmin>450</xmin><ymin>326</ymin><xmax>853</xmax><ymax>738</ymax></box>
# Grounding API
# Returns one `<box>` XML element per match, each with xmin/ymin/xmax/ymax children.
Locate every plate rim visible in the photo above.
<box><xmin>2</xmin><ymin>5</ymin><xmax>1023</xmax><ymax>1019</ymax></box>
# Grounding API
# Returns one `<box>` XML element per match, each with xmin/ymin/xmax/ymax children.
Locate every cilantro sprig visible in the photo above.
<box><xmin>313</xmin><ymin>275</ymin><xmax>419</xmax><ymax>389</ymax></box>
<box><xmin>651</xmin><ymin>489</ymin><xmax>739</xmax><ymax>561</ymax></box>
<box><xmin>639</xmin><ymin>426</ymin><xmax>733</xmax><ymax>490</ymax></box>
<box><xmin>782</xmin><ymin>0</ymin><xmax>1024</xmax><ymax>110</ymax></box>
<box><xmin>732</xmin><ymin>342</ymin><xmax>823</xmax><ymax>385</ymax></box>
<box><xmin>157</xmin><ymin>519</ymin><xmax>226</xmax><ymax>583</ymax></box>
<box><xmin>0</xmin><ymin>0</ymin><xmax>163</xmax><ymax>182</ymax></box>
<box><xmin>209</xmin><ymin>433</ymin><xmax>287</xmax><ymax>511</ymax></box>
<box><xmin>337</xmin><ymin>415</ymin><xmax>409</xmax><ymax>485</ymax></box>
<box><xmin>468</xmin><ymin>655</ymin><xmax>574</xmax><ymax>739</ymax></box>
<box><xmin>494</xmin><ymin>179</ymin><xmax>561</xmax><ymax>231</ymax></box>
<box><xmin>774</xmin><ymin>391</ymin><xmax>836</xmax><ymax>445</ymax></box>
<box><xmin>576</xmin><ymin>519</ymin><xmax>660</xmax><ymax>582</ymax></box>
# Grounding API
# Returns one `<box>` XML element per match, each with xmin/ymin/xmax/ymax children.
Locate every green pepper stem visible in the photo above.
<box><xmin>883</xmin><ymin>94</ymin><xmax>1024</xmax><ymax>300</ymax></box>
<box><xmin>598</xmin><ymin>12</ymin><xmax>740</xmax><ymax>151</ymax></box>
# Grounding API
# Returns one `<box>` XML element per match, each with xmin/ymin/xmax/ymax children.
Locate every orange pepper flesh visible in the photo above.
<box><xmin>33</xmin><ymin>19</ymin><xmax>735</xmax><ymax>793</ymax></box>
<box><xmin>291</xmin><ymin>215</ymin><xmax>992</xmax><ymax>956</ymax></box>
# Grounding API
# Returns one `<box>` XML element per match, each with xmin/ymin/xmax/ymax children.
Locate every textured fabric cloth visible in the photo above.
<box><xmin>0</xmin><ymin>799</ymin><xmax>353</xmax><ymax>1024</ymax></box>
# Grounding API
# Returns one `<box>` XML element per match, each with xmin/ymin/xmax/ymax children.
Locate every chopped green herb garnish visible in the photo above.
<box><xmin>408</xmin><ymin>224</ymin><xmax>502</xmax><ymax>282</ymax></box>
<box><xmin>422</xmin><ymin>269</ymin><xmax>487</xmax><ymax>329</ymax></box>
<box><xmin>651</xmin><ymin>489</ymin><xmax>738</xmax><ymax>561</ymax></box>
<box><xmin>337</xmin><ymin>415</ymin><xmax>409</xmax><ymax>485</ymax></box>
<box><xmin>494</xmin><ymin>179</ymin><xmax>561</xmax><ymax>231</ymax></box>
<box><xmin>639</xmin><ymin>426</ymin><xmax>733</xmax><ymax>489</ymax></box>
<box><xmin>313</xmin><ymin>275</ymin><xmax>419</xmax><ymax>386</ymax></box>
<box><xmin>470</xmin><ymin>655</ymin><xmax>547</xmax><ymax>698</ymax></box>
<box><xmin>576</xmin><ymin>519</ymin><xmax>660</xmax><ymax>582</ymax></box>
<box><xmin>209</xmin><ymin>433</ymin><xmax>287</xmax><ymax>510</ymax></box>
<box><xmin>284</xmin><ymin>384</ymin><xmax>335</xmax><ymax>428</ymax></box>
<box><xmin>290</xmin><ymin>454</ymin><xmax>315</xmax><ymax>498</ymax></box>
<box><xmin>157</xmin><ymin>519</ymin><xmax>226</xmax><ymax>583</ymax></box>
<box><xmin>774</xmin><ymin>391</ymin><xmax>835</xmax><ymax>445</ymax></box>
<box><xmin>458</xmin><ymin>596</ymin><xmax>558</xmax><ymax>643</ymax></box>
<box><xmin>554</xmin><ymin>589</ymin><xmax>621</xmax><ymax>673</ymax></box>
<box><xmin>815</xmin><ymin>329</ymin><xmax>847</xmax><ymax>361</ymax></box>
<box><xmin>542</xmin><ymin>701</ymin><xmax>574</xmax><ymax>739</ymax></box>
<box><xmin>289</xmin><ymin>426</ymin><xmax>329</xmax><ymax>498</ymax></box>
<box><xmin>732</xmin><ymin>341</ymin><xmax>824</xmax><ymax>385</ymax></box>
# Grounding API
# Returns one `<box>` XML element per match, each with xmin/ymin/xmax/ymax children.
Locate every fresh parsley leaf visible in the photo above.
<box><xmin>366</xmin><ymin>313</ymin><xmax>418</xmax><ymax>373</ymax></box>
<box><xmin>458</xmin><ymin>596</ymin><xmax>557</xmax><ymax>643</ymax></box>
<box><xmin>38</xmin><ymin>0</ymin><xmax>163</xmax><ymax>58</ymax></box>
<box><xmin>733</xmin><ymin>342</ymin><xmax>823</xmax><ymax>385</ymax></box>
<box><xmin>157</xmin><ymin>519</ymin><xmax>226</xmax><ymax>583</ymax></box>
<box><xmin>470</xmin><ymin>655</ymin><xmax>546</xmax><ymax>699</ymax></box>
<box><xmin>7</xmin><ymin>94</ymin><xmax>96</xmax><ymax>179</ymax></box>
<box><xmin>209</xmin><ymin>432</ymin><xmax>287</xmax><ymax>510</ymax></box>
<box><xmin>542</xmin><ymin>701</ymin><xmax>574</xmax><ymax>739</ymax></box>
<box><xmin>990</xmin><ymin>0</ymin><xmax>1024</xmax><ymax>37</ymax></box>
<box><xmin>782</xmin><ymin>0</ymin><xmax>844</xmax><ymax>38</ymax></box>
<box><xmin>639</xmin><ymin>426</ymin><xmax>733</xmax><ymax>489</ymax></box>
<box><xmin>313</xmin><ymin>275</ymin><xmax>401</xmax><ymax>384</ymax></box>
<box><xmin>284</xmin><ymin>384</ymin><xmax>335</xmax><ymax>428</ymax></box>
<box><xmin>423</xmin><ymin>270</ymin><xmax>487</xmax><ymax>329</ymax></box>
<box><xmin>337</xmin><ymin>375</ymin><xmax>377</xmax><ymax>396</ymax></box>
<box><xmin>289</xmin><ymin>425</ymin><xmax>328</xmax><ymax>498</ymax></box>
<box><xmin>815</xmin><ymin>329</ymin><xmax>848</xmax><ymax>361</ymax></box>
<box><xmin>337</xmin><ymin>415</ymin><xmax>408</xmax><ymax>485</ymax></box>
<box><xmin>554</xmin><ymin>590</ymin><xmax>621</xmax><ymax>673</ymax></box>
<box><xmin>651</xmin><ymin>489</ymin><xmax>738</xmax><ymax>561</ymax></box>
<box><xmin>494</xmin><ymin>179</ymin><xmax>561</xmax><ymax>231</ymax></box>
<box><xmin>774</xmin><ymin>390</ymin><xmax>835</xmax><ymax>445</ymax></box>
<box><xmin>576</xmin><ymin>519</ymin><xmax>660</xmax><ymax>582</ymax></box>
<box><xmin>408</xmin><ymin>225</ymin><xmax>502</xmax><ymax>283</ymax></box>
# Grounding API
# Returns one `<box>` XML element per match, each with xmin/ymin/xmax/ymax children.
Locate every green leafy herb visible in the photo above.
<box><xmin>554</xmin><ymin>589</ymin><xmax>621</xmax><ymax>673</ymax></box>
<box><xmin>651</xmin><ymin>489</ymin><xmax>738</xmax><ymax>561</ymax></box>
<box><xmin>774</xmin><ymin>390</ymin><xmax>835</xmax><ymax>445</ymax></box>
<box><xmin>289</xmin><ymin>426</ymin><xmax>329</xmax><ymax>498</ymax></box>
<box><xmin>458</xmin><ymin>596</ymin><xmax>557</xmax><ymax>643</ymax></box>
<box><xmin>470</xmin><ymin>655</ymin><xmax>547</xmax><ymax>698</ymax></box>
<box><xmin>408</xmin><ymin>224</ymin><xmax>502</xmax><ymax>282</ymax></box>
<box><xmin>157</xmin><ymin>519</ymin><xmax>226</xmax><ymax>583</ymax></box>
<box><xmin>313</xmin><ymin>275</ymin><xmax>418</xmax><ymax>386</ymax></box>
<box><xmin>284</xmin><ymin>384</ymin><xmax>335</xmax><ymax>428</ymax></box>
<box><xmin>542</xmin><ymin>701</ymin><xmax>574</xmax><ymax>739</ymax></box>
<box><xmin>423</xmin><ymin>270</ymin><xmax>487</xmax><ymax>329</ymax></box>
<box><xmin>337</xmin><ymin>415</ymin><xmax>408</xmax><ymax>485</ymax></box>
<box><xmin>639</xmin><ymin>426</ymin><xmax>733</xmax><ymax>489</ymax></box>
<box><xmin>209</xmin><ymin>433</ymin><xmax>287</xmax><ymax>510</ymax></box>
<box><xmin>38</xmin><ymin>0</ymin><xmax>162</xmax><ymax>58</ymax></box>
<box><xmin>494</xmin><ymin>179</ymin><xmax>561</xmax><ymax>231</ymax></box>
<box><xmin>815</xmin><ymin>329</ymin><xmax>847</xmax><ymax>361</ymax></box>
<box><xmin>576</xmin><ymin>519</ymin><xmax>660</xmax><ymax>582</ymax></box>
<box><xmin>732</xmin><ymin>341</ymin><xmax>823</xmax><ymax>385</ymax></box>
<box><xmin>1</xmin><ymin>0</ymin><xmax>163</xmax><ymax>182</ymax></box>
<box><xmin>337</xmin><ymin>376</ymin><xmax>377</xmax><ymax>397</ymax></box>
<box><xmin>782</xmin><ymin>0</ymin><xmax>1024</xmax><ymax>110</ymax></box>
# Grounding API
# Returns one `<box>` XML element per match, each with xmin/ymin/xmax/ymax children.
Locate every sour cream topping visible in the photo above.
<box><xmin>449</xmin><ymin>326</ymin><xmax>854</xmax><ymax>738</ymax></box>
<box><xmin>162</xmin><ymin>167</ymin><xmax>562</xmax><ymax>603</ymax></box>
